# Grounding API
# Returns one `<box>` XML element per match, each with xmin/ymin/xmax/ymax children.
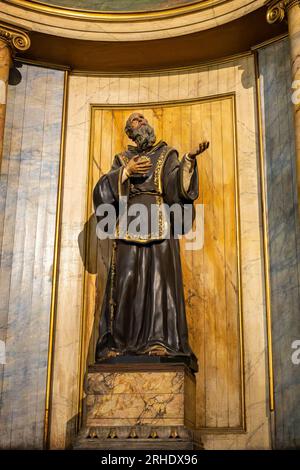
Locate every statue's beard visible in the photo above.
<box><xmin>130</xmin><ymin>124</ymin><xmax>156</xmax><ymax>150</ymax></box>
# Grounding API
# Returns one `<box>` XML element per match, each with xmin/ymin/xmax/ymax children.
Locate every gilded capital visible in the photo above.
<box><xmin>266</xmin><ymin>0</ymin><xmax>300</xmax><ymax>24</ymax></box>
<box><xmin>0</xmin><ymin>23</ymin><xmax>30</xmax><ymax>52</ymax></box>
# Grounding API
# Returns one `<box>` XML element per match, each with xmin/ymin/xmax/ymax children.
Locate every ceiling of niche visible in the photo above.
<box><xmin>19</xmin><ymin>7</ymin><xmax>287</xmax><ymax>73</ymax></box>
<box><xmin>1</xmin><ymin>0</ymin><xmax>267</xmax><ymax>41</ymax></box>
<box><xmin>21</xmin><ymin>0</ymin><xmax>205</xmax><ymax>12</ymax></box>
<box><xmin>0</xmin><ymin>1</ymin><xmax>287</xmax><ymax>72</ymax></box>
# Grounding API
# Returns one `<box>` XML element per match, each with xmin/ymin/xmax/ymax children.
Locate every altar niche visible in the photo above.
<box><xmin>81</xmin><ymin>97</ymin><xmax>243</xmax><ymax>433</ymax></box>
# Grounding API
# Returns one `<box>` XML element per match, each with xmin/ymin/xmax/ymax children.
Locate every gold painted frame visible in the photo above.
<box><xmin>4</xmin><ymin>0</ymin><xmax>227</xmax><ymax>21</ymax></box>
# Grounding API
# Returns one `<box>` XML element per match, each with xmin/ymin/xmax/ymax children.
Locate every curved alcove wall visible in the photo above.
<box><xmin>0</xmin><ymin>0</ymin><xmax>299</xmax><ymax>452</ymax></box>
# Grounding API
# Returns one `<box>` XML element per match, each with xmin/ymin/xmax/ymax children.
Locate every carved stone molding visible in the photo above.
<box><xmin>0</xmin><ymin>22</ymin><xmax>30</xmax><ymax>52</ymax></box>
<box><xmin>266</xmin><ymin>0</ymin><xmax>300</xmax><ymax>24</ymax></box>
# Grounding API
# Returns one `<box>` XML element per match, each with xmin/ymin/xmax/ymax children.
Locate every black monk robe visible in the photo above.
<box><xmin>93</xmin><ymin>141</ymin><xmax>199</xmax><ymax>371</ymax></box>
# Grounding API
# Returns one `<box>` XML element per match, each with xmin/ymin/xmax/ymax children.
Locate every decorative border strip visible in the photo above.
<box><xmin>3</xmin><ymin>0</ymin><xmax>227</xmax><ymax>22</ymax></box>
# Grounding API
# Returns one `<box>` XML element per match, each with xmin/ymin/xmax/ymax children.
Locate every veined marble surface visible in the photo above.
<box><xmin>258</xmin><ymin>37</ymin><xmax>300</xmax><ymax>449</ymax></box>
<box><xmin>85</xmin><ymin>369</ymin><xmax>194</xmax><ymax>428</ymax></box>
<box><xmin>0</xmin><ymin>64</ymin><xmax>64</xmax><ymax>449</ymax></box>
<box><xmin>87</xmin><ymin>371</ymin><xmax>185</xmax><ymax>395</ymax></box>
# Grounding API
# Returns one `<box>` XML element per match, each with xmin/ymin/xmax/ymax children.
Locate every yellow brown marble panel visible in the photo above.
<box><xmin>87</xmin><ymin>371</ymin><xmax>184</xmax><ymax>395</ymax></box>
<box><xmin>86</xmin><ymin>368</ymin><xmax>195</xmax><ymax>428</ymax></box>
<box><xmin>87</xmin><ymin>394</ymin><xmax>183</xmax><ymax>420</ymax></box>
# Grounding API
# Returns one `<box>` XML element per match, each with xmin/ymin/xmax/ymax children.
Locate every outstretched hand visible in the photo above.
<box><xmin>187</xmin><ymin>141</ymin><xmax>209</xmax><ymax>159</ymax></box>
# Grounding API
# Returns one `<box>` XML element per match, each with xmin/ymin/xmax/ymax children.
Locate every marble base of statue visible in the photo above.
<box><xmin>73</xmin><ymin>359</ymin><xmax>202</xmax><ymax>450</ymax></box>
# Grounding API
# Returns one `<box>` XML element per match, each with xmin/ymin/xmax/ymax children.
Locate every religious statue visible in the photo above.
<box><xmin>93</xmin><ymin>112</ymin><xmax>209</xmax><ymax>372</ymax></box>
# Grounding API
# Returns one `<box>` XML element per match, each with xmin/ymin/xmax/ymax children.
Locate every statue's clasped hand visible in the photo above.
<box><xmin>125</xmin><ymin>155</ymin><xmax>152</xmax><ymax>177</ymax></box>
<box><xmin>187</xmin><ymin>141</ymin><xmax>209</xmax><ymax>160</ymax></box>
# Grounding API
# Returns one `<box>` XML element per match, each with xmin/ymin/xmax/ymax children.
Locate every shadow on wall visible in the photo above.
<box><xmin>78</xmin><ymin>212</ymin><xmax>113</xmax><ymax>355</ymax></box>
<box><xmin>77</xmin><ymin>214</ymin><xmax>112</xmax><ymax>443</ymax></box>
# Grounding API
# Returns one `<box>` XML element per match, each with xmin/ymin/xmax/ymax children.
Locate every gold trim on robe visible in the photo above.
<box><xmin>115</xmin><ymin>145</ymin><xmax>174</xmax><ymax>243</ymax></box>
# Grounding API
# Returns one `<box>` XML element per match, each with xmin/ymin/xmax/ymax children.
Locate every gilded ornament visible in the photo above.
<box><xmin>266</xmin><ymin>0</ymin><xmax>300</xmax><ymax>24</ymax></box>
<box><xmin>0</xmin><ymin>23</ymin><xmax>30</xmax><ymax>51</ymax></box>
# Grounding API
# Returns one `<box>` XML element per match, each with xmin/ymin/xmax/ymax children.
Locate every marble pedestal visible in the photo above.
<box><xmin>74</xmin><ymin>362</ymin><xmax>202</xmax><ymax>450</ymax></box>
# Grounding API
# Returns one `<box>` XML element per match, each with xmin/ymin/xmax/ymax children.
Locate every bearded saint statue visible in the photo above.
<box><xmin>93</xmin><ymin>112</ymin><xmax>209</xmax><ymax>372</ymax></box>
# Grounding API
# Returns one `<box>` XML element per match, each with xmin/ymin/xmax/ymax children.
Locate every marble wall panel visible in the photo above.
<box><xmin>258</xmin><ymin>37</ymin><xmax>300</xmax><ymax>449</ymax></box>
<box><xmin>0</xmin><ymin>64</ymin><xmax>64</xmax><ymax>449</ymax></box>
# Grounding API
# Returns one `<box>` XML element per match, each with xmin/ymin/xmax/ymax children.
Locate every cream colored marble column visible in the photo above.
<box><xmin>0</xmin><ymin>24</ymin><xmax>30</xmax><ymax>169</ymax></box>
<box><xmin>267</xmin><ymin>1</ymin><xmax>300</xmax><ymax>213</ymax></box>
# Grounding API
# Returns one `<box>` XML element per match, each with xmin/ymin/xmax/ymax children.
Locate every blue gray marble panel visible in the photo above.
<box><xmin>258</xmin><ymin>37</ymin><xmax>300</xmax><ymax>449</ymax></box>
<box><xmin>0</xmin><ymin>65</ymin><xmax>64</xmax><ymax>449</ymax></box>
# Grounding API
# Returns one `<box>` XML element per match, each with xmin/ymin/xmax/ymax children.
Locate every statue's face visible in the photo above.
<box><xmin>125</xmin><ymin>112</ymin><xmax>156</xmax><ymax>150</ymax></box>
<box><xmin>129</xmin><ymin>113</ymin><xmax>148</xmax><ymax>131</ymax></box>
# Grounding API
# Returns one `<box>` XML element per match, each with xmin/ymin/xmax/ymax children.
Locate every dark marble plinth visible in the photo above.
<box><xmin>96</xmin><ymin>355</ymin><xmax>198</xmax><ymax>372</ymax></box>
